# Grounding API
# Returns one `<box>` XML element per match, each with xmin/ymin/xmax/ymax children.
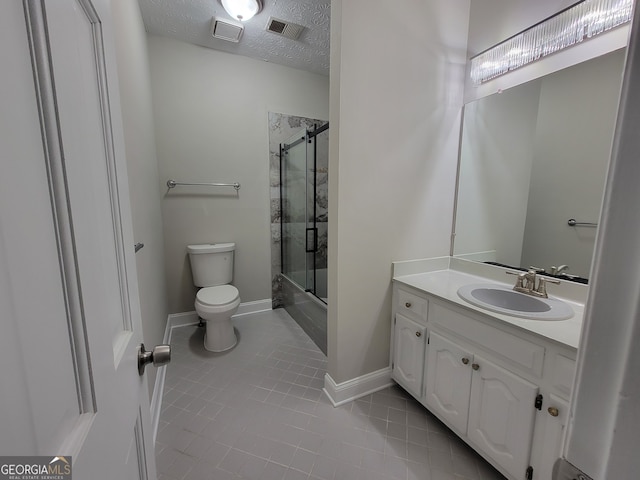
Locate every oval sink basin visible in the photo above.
<box><xmin>457</xmin><ymin>284</ymin><xmax>574</xmax><ymax>320</ymax></box>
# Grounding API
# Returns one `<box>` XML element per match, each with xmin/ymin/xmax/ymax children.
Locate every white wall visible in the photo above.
<box><xmin>147</xmin><ymin>36</ymin><xmax>329</xmax><ymax>313</ymax></box>
<box><xmin>328</xmin><ymin>0</ymin><xmax>470</xmax><ymax>383</ymax></box>
<box><xmin>109</xmin><ymin>0</ymin><xmax>168</xmax><ymax>394</ymax></box>
<box><xmin>521</xmin><ymin>50</ymin><xmax>625</xmax><ymax>277</ymax></box>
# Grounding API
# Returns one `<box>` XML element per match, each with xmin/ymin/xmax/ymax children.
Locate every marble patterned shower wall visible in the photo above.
<box><xmin>314</xmin><ymin>127</ymin><xmax>329</xmax><ymax>272</ymax></box>
<box><xmin>269</xmin><ymin>112</ymin><xmax>328</xmax><ymax>308</ymax></box>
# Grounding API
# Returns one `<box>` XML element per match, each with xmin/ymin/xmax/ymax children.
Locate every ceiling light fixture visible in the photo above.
<box><xmin>220</xmin><ymin>0</ymin><xmax>263</xmax><ymax>22</ymax></box>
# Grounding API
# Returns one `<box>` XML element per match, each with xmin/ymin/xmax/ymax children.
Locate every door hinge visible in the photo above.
<box><xmin>391</xmin><ymin>362</ymin><xmax>394</xmax><ymax>370</ymax></box>
<box><xmin>427</xmin><ymin>334</ymin><xmax>430</xmax><ymax>345</ymax></box>
<box><xmin>394</xmin><ymin>316</ymin><xmax>396</xmax><ymax>325</ymax></box>
<box><xmin>535</xmin><ymin>394</ymin><xmax>543</xmax><ymax>411</ymax></box>
<box><xmin>525</xmin><ymin>465</ymin><xmax>533</xmax><ymax>480</ymax></box>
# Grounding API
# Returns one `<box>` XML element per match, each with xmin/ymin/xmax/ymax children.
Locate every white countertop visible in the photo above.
<box><xmin>393</xmin><ymin>258</ymin><xmax>585</xmax><ymax>349</ymax></box>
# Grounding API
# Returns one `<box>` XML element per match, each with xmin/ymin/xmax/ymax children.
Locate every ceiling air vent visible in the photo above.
<box><xmin>211</xmin><ymin>17</ymin><xmax>244</xmax><ymax>43</ymax></box>
<box><xmin>265</xmin><ymin>17</ymin><xmax>304</xmax><ymax>40</ymax></box>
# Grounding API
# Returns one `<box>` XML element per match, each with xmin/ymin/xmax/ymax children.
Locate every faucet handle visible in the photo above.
<box><xmin>506</xmin><ymin>270</ymin><xmax>527</xmax><ymax>290</ymax></box>
<box><xmin>528</xmin><ymin>266</ymin><xmax>546</xmax><ymax>273</ymax></box>
<box><xmin>535</xmin><ymin>276</ymin><xmax>561</xmax><ymax>298</ymax></box>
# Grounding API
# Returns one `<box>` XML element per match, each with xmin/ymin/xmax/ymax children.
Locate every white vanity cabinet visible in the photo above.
<box><xmin>466</xmin><ymin>351</ymin><xmax>538</xmax><ymax>478</ymax></box>
<box><xmin>391</xmin><ymin>282</ymin><xmax>577</xmax><ymax>480</ymax></box>
<box><xmin>391</xmin><ymin>286</ymin><xmax>429</xmax><ymax>399</ymax></box>
<box><xmin>426</xmin><ymin>331</ymin><xmax>538</xmax><ymax>479</ymax></box>
<box><xmin>393</xmin><ymin>313</ymin><xmax>427</xmax><ymax>398</ymax></box>
<box><xmin>424</xmin><ymin>332</ymin><xmax>473</xmax><ymax>433</ymax></box>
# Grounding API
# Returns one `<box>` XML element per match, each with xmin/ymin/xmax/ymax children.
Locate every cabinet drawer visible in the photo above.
<box><xmin>429</xmin><ymin>302</ymin><xmax>545</xmax><ymax>377</ymax></box>
<box><xmin>551</xmin><ymin>353</ymin><xmax>576</xmax><ymax>398</ymax></box>
<box><xmin>397</xmin><ymin>289</ymin><xmax>428</xmax><ymax>321</ymax></box>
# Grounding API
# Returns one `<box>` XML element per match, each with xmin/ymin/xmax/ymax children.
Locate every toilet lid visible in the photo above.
<box><xmin>197</xmin><ymin>285</ymin><xmax>239</xmax><ymax>306</ymax></box>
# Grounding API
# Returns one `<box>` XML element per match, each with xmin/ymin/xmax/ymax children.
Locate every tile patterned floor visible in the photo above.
<box><xmin>155</xmin><ymin>309</ymin><xmax>506</xmax><ymax>480</ymax></box>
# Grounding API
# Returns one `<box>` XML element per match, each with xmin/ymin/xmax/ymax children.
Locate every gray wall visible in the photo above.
<box><xmin>110</xmin><ymin>0</ymin><xmax>168</xmax><ymax>394</ymax></box>
<box><xmin>147</xmin><ymin>36</ymin><xmax>329</xmax><ymax>313</ymax></box>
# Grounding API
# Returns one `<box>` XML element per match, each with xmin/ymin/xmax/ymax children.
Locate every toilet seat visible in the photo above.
<box><xmin>196</xmin><ymin>285</ymin><xmax>239</xmax><ymax>307</ymax></box>
<box><xmin>195</xmin><ymin>285</ymin><xmax>240</xmax><ymax>317</ymax></box>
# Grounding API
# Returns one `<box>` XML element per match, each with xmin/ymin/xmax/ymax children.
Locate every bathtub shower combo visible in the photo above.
<box><xmin>280</xmin><ymin>123</ymin><xmax>328</xmax><ymax>354</ymax></box>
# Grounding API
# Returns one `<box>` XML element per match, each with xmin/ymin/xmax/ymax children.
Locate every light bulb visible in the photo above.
<box><xmin>221</xmin><ymin>0</ymin><xmax>262</xmax><ymax>22</ymax></box>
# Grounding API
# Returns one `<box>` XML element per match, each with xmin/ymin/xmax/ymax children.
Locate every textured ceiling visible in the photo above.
<box><xmin>137</xmin><ymin>0</ymin><xmax>330</xmax><ymax>76</ymax></box>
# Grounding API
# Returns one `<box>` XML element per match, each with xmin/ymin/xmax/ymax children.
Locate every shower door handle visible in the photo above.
<box><xmin>306</xmin><ymin>228</ymin><xmax>318</xmax><ymax>253</ymax></box>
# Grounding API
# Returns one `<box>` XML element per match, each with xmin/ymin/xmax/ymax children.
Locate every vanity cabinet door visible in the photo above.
<box><xmin>425</xmin><ymin>332</ymin><xmax>473</xmax><ymax>434</ymax></box>
<box><xmin>392</xmin><ymin>313</ymin><xmax>427</xmax><ymax>398</ymax></box>
<box><xmin>535</xmin><ymin>394</ymin><xmax>568</xmax><ymax>480</ymax></box>
<box><xmin>467</xmin><ymin>354</ymin><xmax>538</xmax><ymax>480</ymax></box>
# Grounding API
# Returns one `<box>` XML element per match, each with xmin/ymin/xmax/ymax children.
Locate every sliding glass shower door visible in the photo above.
<box><xmin>280</xmin><ymin>124</ymin><xmax>328</xmax><ymax>302</ymax></box>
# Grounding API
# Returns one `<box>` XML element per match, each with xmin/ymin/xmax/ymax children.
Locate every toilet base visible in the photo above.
<box><xmin>203</xmin><ymin>318</ymin><xmax>237</xmax><ymax>352</ymax></box>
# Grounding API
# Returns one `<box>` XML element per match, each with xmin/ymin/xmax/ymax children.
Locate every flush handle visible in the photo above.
<box><xmin>138</xmin><ymin>343</ymin><xmax>171</xmax><ymax>376</ymax></box>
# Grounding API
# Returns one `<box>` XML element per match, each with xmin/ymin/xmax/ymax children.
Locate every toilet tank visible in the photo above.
<box><xmin>187</xmin><ymin>243</ymin><xmax>235</xmax><ymax>287</ymax></box>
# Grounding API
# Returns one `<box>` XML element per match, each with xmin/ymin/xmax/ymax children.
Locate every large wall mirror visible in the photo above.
<box><xmin>453</xmin><ymin>49</ymin><xmax>626</xmax><ymax>282</ymax></box>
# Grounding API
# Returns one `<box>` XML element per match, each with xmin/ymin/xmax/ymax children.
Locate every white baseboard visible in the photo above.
<box><xmin>236</xmin><ymin>298</ymin><xmax>272</xmax><ymax>317</ymax></box>
<box><xmin>323</xmin><ymin>367</ymin><xmax>393</xmax><ymax>407</ymax></box>
<box><xmin>150</xmin><ymin>299</ymin><xmax>273</xmax><ymax>441</ymax></box>
<box><xmin>168</xmin><ymin>311</ymin><xmax>200</xmax><ymax>328</ymax></box>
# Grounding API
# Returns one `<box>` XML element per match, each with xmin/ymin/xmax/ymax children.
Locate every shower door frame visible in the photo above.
<box><xmin>280</xmin><ymin>122</ymin><xmax>328</xmax><ymax>303</ymax></box>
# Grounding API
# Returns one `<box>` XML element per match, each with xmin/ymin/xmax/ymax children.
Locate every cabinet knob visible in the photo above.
<box><xmin>461</xmin><ymin>358</ymin><xmax>470</xmax><ymax>365</ymax></box>
<box><xmin>548</xmin><ymin>406</ymin><xmax>559</xmax><ymax>417</ymax></box>
<box><xmin>405</xmin><ymin>302</ymin><xmax>412</xmax><ymax>308</ymax></box>
<box><xmin>472</xmin><ymin>363</ymin><xmax>480</xmax><ymax>371</ymax></box>
<box><xmin>415</xmin><ymin>331</ymin><xmax>422</xmax><ymax>337</ymax></box>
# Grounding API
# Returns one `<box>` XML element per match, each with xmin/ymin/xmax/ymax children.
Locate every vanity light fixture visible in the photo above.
<box><xmin>470</xmin><ymin>0</ymin><xmax>633</xmax><ymax>85</ymax></box>
<box><xmin>220</xmin><ymin>0</ymin><xmax>263</xmax><ymax>22</ymax></box>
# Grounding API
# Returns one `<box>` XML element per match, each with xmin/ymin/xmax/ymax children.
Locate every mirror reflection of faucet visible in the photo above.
<box><xmin>550</xmin><ymin>265</ymin><xmax>569</xmax><ymax>275</ymax></box>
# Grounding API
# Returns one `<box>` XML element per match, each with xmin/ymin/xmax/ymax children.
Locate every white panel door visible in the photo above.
<box><xmin>1</xmin><ymin>1</ymin><xmax>157</xmax><ymax>478</ymax></box>
<box><xmin>467</xmin><ymin>354</ymin><xmax>538</xmax><ymax>480</ymax></box>
<box><xmin>425</xmin><ymin>332</ymin><xmax>473</xmax><ymax>434</ymax></box>
<box><xmin>393</xmin><ymin>314</ymin><xmax>427</xmax><ymax>398</ymax></box>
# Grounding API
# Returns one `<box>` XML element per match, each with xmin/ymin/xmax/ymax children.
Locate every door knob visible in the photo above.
<box><xmin>138</xmin><ymin>343</ymin><xmax>171</xmax><ymax>376</ymax></box>
<box><xmin>415</xmin><ymin>331</ymin><xmax>422</xmax><ymax>337</ymax></box>
<box><xmin>472</xmin><ymin>363</ymin><xmax>480</xmax><ymax>371</ymax></box>
<box><xmin>548</xmin><ymin>406</ymin><xmax>559</xmax><ymax>417</ymax></box>
<box><xmin>461</xmin><ymin>357</ymin><xmax>470</xmax><ymax>365</ymax></box>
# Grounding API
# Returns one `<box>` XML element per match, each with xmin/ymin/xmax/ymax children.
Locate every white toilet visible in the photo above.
<box><xmin>187</xmin><ymin>243</ymin><xmax>240</xmax><ymax>352</ymax></box>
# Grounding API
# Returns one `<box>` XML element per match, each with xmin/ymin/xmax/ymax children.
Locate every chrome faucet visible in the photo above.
<box><xmin>506</xmin><ymin>270</ymin><xmax>560</xmax><ymax>298</ymax></box>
